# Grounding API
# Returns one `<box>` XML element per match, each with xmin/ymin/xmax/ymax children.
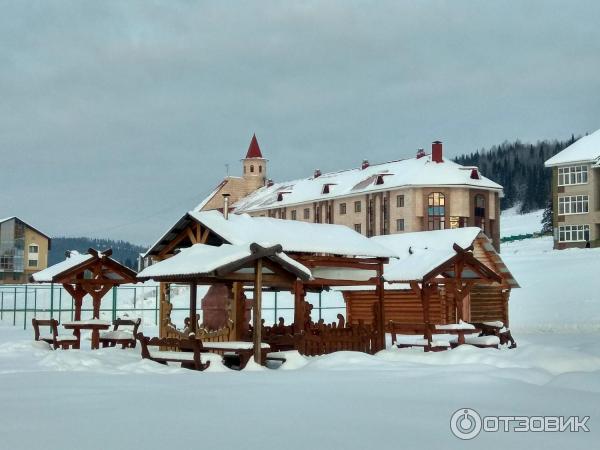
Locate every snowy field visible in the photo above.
<box><xmin>500</xmin><ymin>206</ymin><xmax>544</xmax><ymax>237</ymax></box>
<box><xmin>1</xmin><ymin>228</ymin><xmax>599</xmax><ymax>448</ymax></box>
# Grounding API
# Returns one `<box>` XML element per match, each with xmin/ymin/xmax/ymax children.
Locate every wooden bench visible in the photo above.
<box><xmin>32</xmin><ymin>318</ymin><xmax>79</xmax><ymax>350</ymax></box>
<box><xmin>136</xmin><ymin>333</ymin><xmax>215</xmax><ymax>371</ymax></box>
<box><xmin>99</xmin><ymin>318</ymin><xmax>141</xmax><ymax>349</ymax></box>
<box><xmin>472</xmin><ymin>322</ymin><xmax>517</xmax><ymax>349</ymax></box>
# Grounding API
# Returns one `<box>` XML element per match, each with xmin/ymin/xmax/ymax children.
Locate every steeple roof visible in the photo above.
<box><xmin>245</xmin><ymin>134</ymin><xmax>263</xmax><ymax>158</ymax></box>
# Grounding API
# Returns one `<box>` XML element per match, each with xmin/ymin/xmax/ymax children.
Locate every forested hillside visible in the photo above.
<box><xmin>454</xmin><ymin>135</ymin><xmax>577</xmax><ymax>212</ymax></box>
<box><xmin>49</xmin><ymin>237</ymin><xmax>146</xmax><ymax>269</ymax></box>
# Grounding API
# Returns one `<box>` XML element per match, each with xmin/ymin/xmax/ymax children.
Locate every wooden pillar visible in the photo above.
<box><xmin>293</xmin><ymin>280</ymin><xmax>305</xmax><ymax>334</ymax></box>
<box><xmin>376</xmin><ymin>261</ymin><xmax>385</xmax><ymax>351</ymax></box>
<box><xmin>92</xmin><ymin>293</ymin><xmax>101</xmax><ymax>319</ymax></box>
<box><xmin>253</xmin><ymin>259</ymin><xmax>263</xmax><ymax>364</ymax></box>
<box><xmin>232</xmin><ymin>282</ymin><xmax>246</xmax><ymax>340</ymax></box>
<box><xmin>189</xmin><ymin>282</ymin><xmax>197</xmax><ymax>334</ymax></box>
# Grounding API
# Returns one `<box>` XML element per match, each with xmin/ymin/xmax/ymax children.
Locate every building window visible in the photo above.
<box><xmin>28</xmin><ymin>259</ymin><xmax>38</xmax><ymax>268</ymax></box>
<box><xmin>259</xmin><ymin>165</ymin><xmax>262</xmax><ymax>173</ymax></box>
<box><xmin>291</xmin><ymin>210</ymin><xmax>297</xmax><ymax>220</ymax></box>
<box><xmin>449</xmin><ymin>217</ymin><xmax>467</xmax><ymax>229</ymax></box>
<box><xmin>354</xmin><ymin>224</ymin><xmax>362</xmax><ymax>233</ymax></box>
<box><xmin>281</xmin><ymin>210</ymin><xmax>286</xmax><ymax>220</ymax></box>
<box><xmin>303</xmin><ymin>208</ymin><xmax>310</xmax><ymax>220</ymax></box>
<box><xmin>29</xmin><ymin>244</ymin><xmax>39</xmax><ymax>254</ymax></box>
<box><xmin>396</xmin><ymin>219</ymin><xmax>404</xmax><ymax>231</ymax></box>
<box><xmin>250</xmin><ymin>165</ymin><xmax>254</xmax><ymax>173</ymax></box>
<box><xmin>354</xmin><ymin>201</ymin><xmax>362</xmax><ymax>213</ymax></box>
<box><xmin>427</xmin><ymin>192</ymin><xmax>446</xmax><ymax>230</ymax></box>
<box><xmin>474</xmin><ymin>194</ymin><xmax>486</xmax><ymax>231</ymax></box>
<box><xmin>558</xmin><ymin>166</ymin><xmax>588</xmax><ymax>186</ymax></box>
<box><xmin>558</xmin><ymin>195</ymin><xmax>589</xmax><ymax>215</ymax></box>
<box><xmin>339</xmin><ymin>203</ymin><xmax>347</xmax><ymax>215</ymax></box>
<box><xmin>396</xmin><ymin>195</ymin><xmax>404</xmax><ymax>207</ymax></box>
<box><xmin>558</xmin><ymin>224</ymin><xmax>590</xmax><ymax>242</ymax></box>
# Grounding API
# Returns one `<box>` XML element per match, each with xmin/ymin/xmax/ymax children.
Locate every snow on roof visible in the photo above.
<box><xmin>0</xmin><ymin>216</ymin><xmax>51</xmax><ymax>241</ymax></box>
<box><xmin>545</xmin><ymin>129</ymin><xmax>600</xmax><ymax>166</ymax></box>
<box><xmin>192</xmin><ymin>180</ymin><xmax>227</xmax><ymax>212</ymax></box>
<box><xmin>137</xmin><ymin>243</ymin><xmax>310</xmax><ymax>280</ymax></box>
<box><xmin>233</xmin><ymin>154</ymin><xmax>502</xmax><ymax>212</ymax></box>
<box><xmin>371</xmin><ymin>228</ymin><xmax>481</xmax><ymax>282</ymax></box>
<box><xmin>188</xmin><ymin>210</ymin><xmax>396</xmax><ymax>258</ymax></box>
<box><xmin>31</xmin><ymin>252</ymin><xmax>94</xmax><ymax>283</ymax></box>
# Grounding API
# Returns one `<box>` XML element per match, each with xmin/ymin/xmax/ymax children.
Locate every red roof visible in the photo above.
<box><xmin>245</xmin><ymin>134</ymin><xmax>263</xmax><ymax>158</ymax></box>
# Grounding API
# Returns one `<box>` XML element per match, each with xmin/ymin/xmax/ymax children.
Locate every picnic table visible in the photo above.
<box><xmin>63</xmin><ymin>320</ymin><xmax>111</xmax><ymax>350</ymax></box>
<box><xmin>434</xmin><ymin>322</ymin><xmax>481</xmax><ymax>345</ymax></box>
<box><xmin>201</xmin><ymin>341</ymin><xmax>271</xmax><ymax>368</ymax></box>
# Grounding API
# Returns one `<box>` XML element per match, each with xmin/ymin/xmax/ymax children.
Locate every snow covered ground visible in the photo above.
<box><xmin>1</xmin><ymin>218</ymin><xmax>599</xmax><ymax>448</ymax></box>
<box><xmin>500</xmin><ymin>206</ymin><xmax>544</xmax><ymax>237</ymax></box>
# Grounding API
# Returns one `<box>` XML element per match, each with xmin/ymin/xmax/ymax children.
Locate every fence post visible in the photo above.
<box><xmin>23</xmin><ymin>285</ymin><xmax>28</xmax><ymax>330</ymax></box>
<box><xmin>13</xmin><ymin>286</ymin><xmax>17</xmax><ymax>326</ymax></box>
<box><xmin>318</xmin><ymin>291</ymin><xmax>322</xmax><ymax>321</ymax></box>
<box><xmin>154</xmin><ymin>286</ymin><xmax>158</xmax><ymax>326</ymax></box>
<box><xmin>112</xmin><ymin>287</ymin><xmax>117</xmax><ymax>321</ymax></box>
<box><xmin>50</xmin><ymin>283</ymin><xmax>54</xmax><ymax>320</ymax></box>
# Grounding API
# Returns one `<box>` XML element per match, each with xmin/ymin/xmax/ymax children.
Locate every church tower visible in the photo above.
<box><xmin>242</xmin><ymin>134</ymin><xmax>267</xmax><ymax>192</ymax></box>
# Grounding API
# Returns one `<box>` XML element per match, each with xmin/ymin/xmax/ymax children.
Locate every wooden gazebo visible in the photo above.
<box><xmin>142</xmin><ymin>209</ymin><xmax>394</xmax><ymax>355</ymax></box>
<box><xmin>31</xmin><ymin>248</ymin><xmax>138</xmax><ymax>320</ymax></box>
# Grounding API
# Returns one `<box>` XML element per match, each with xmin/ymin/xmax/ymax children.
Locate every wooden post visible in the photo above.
<box><xmin>253</xmin><ymin>258</ymin><xmax>263</xmax><ymax>364</ymax></box>
<box><xmin>293</xmin><ymin>280</ymin><xmax>305</xmax><ymax>334</ymax></box>
<box><xmin>92</xmin><ymin>293</ymin><xmax>101</xmax><ymax>319</ymax></box>
<box><xmin>189</xmin><ymin>282</ymin><xmax>197</xmax><ymax>335</ymax></box>
<box><xmin>376</xmin><ymin>261</ymin><xmax>385</xmax><ymax>351</ymax></box>
<box><xmin>232</xmin><ymin>282</ymin><xmax>246</xmax><ymax>340</ymax></box>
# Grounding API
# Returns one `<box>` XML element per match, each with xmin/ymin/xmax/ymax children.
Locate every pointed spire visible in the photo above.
<box><xmin>245</xmin><ymin>134</ymin><xmax>263</xmax><ymax>158</ymax></box>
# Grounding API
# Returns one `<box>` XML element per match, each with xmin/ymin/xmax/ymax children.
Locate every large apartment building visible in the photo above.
<box><xmin>545</xmin><ymin>129</ymin><xmax>600</xmax><ymax>249</ymax></box>
<box><xmin>0</xmin><ymin>217</ymin><xmax>51</xmax><ymax>284</ymax></box>
<box><xmin>198</xmin><ymin>136</ymin><xmax>504</xmax><ymax>250</ymax></box>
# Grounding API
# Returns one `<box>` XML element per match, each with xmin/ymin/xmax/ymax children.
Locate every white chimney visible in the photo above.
<box><xmin>222</xmin><ymin>194</ymin><xmax>230</xmax><ymax>220</ymax></box>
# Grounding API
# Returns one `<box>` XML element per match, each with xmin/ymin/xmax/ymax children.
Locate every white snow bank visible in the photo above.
<box><xmin>500</xmin><ymin>206</ymin><xmax>543</xmax><ymax>237</ymax></box>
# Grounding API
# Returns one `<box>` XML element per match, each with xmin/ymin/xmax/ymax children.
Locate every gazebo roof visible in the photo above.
<box><xmin>31</xmin><ymin>248</ymin><xmax>137</xmax><ymax>284</ymax></box>
<box><xmin>144</xmin><ymin>210</ymin><xmax>396</xmax><ymax>259</ymax></box>
<box><xmin>137</xmin><ymin>243</ymin><xmax>311</xmax><ymax>283</ymax></box>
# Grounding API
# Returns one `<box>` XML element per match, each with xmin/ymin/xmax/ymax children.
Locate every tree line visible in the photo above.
<box><xmin>49</xmin><ymin>237</ymin><xmax>147</xmax><ymax>269</ymax></box>
<box><xmin>453</xmin><ymin>135</ymin><xmax>578</xmax><ymax>213</ymax></box>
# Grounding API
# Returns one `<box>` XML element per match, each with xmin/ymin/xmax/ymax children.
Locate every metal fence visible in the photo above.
<box><xmin>0</xmin><ymin>284</ymin><xmax>345</xmax><ymax>330</ymax></box>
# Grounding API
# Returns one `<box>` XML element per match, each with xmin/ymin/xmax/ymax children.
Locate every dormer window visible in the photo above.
<box><xmin>277</xmin><ymin>191</ymin><xmax>291</xmax><ymax>202</ymax></box>
<box><xmin>322</xmin><ymin>183</ymin><xmax>336</xmax><ymax>194</ymax></box>
<box><xmin>374</xmin><ymin>173</ymin><xmax>392</xmax><ymax>185</ymax></box>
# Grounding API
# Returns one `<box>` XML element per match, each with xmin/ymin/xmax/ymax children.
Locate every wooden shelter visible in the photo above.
<box><xmin>343</xmin><ymin>228</ymin><xmax>518</xmax><ymax>331</ymax></box>
<box><xmin>142</xmin><ymin>210</ymin><xmax>393</xmax><ymax>354</ymax></box>
<box><xmin>30</xmin><ymin>248</ymin><xmax>138</xmax><ymax>320</ymax></box>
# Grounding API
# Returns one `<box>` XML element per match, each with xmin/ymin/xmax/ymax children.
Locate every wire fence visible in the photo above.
<box><xmin>0</xmin><ymin>284</ymin><xmax>345</xmax><ymax>330</ymax></box>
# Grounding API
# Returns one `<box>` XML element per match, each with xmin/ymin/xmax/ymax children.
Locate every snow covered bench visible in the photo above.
<box><xmin>472</xmin><ymin>321</ymin><xmax>517</xmax><ymax>349</ymax></box>
<box><xmin>99</xmin><ymin>318</ymin><xmax>141</xmax><ymax>349</ymax></box>
<box><xmin>388</xmin><ymin>321</ymin><xmax>450</xmax><ymax>352</ymax></box>
<box><xmin>136</xmin><ymin>333</ymin><xmax>217</xmax><ymax>371</ymax></box>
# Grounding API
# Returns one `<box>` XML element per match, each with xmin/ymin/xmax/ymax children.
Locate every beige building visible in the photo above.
<box><xmin>198</xmin><ymin>136</ymin><xmax>503</xmax><ymax>250</ymax></box>
<box><xmin>545</xmin><ymin>129</ymin><xmax>600</xmax><ymax>249</ymax></box>
<box><xmin>0</xmin><ymin>217</ymin><xmax>50</xmax><ymax>284</ymax></box>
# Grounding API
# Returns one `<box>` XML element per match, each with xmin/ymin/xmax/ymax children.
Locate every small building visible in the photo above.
<box><xmin>0</xmin><ymin>216</ymin><xmax>51</xmax><ymax>284</ymax></box>
<box><xmin>545</xmin><ymin>129</ymin><xmax>600</xmax><ymax>249</ymax></box>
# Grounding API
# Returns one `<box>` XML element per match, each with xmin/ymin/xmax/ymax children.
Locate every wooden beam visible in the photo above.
<box><xmin>293</xmin><ymin>280</ymin><xmax>305</xmax><ymax>334</ymax></box>
<box><xmin>253</xmin><ymin>258</ymin><xmax>263</xmax><ymax>364</ymax></box>
<box><xmin>189</xmin><ymin>282</ymin><xmax>197</xmax><ymax>334</ymax></box>
<box><xmin>186</xmin><ymin>228</ymin><xmax>198</xmax><ymax>245</ymax></box>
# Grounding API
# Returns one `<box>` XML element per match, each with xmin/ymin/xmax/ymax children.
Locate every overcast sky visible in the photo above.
<box><xmin>1</xmin><ymin>1</ymin><xmax>599</xmax><ymax>245</ymax></box>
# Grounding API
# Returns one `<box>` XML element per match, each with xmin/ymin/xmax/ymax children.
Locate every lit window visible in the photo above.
<box><xmin>427</xmin><ymin>192</ymin><xmax>446</xmax><ymax>230</ymax></box>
